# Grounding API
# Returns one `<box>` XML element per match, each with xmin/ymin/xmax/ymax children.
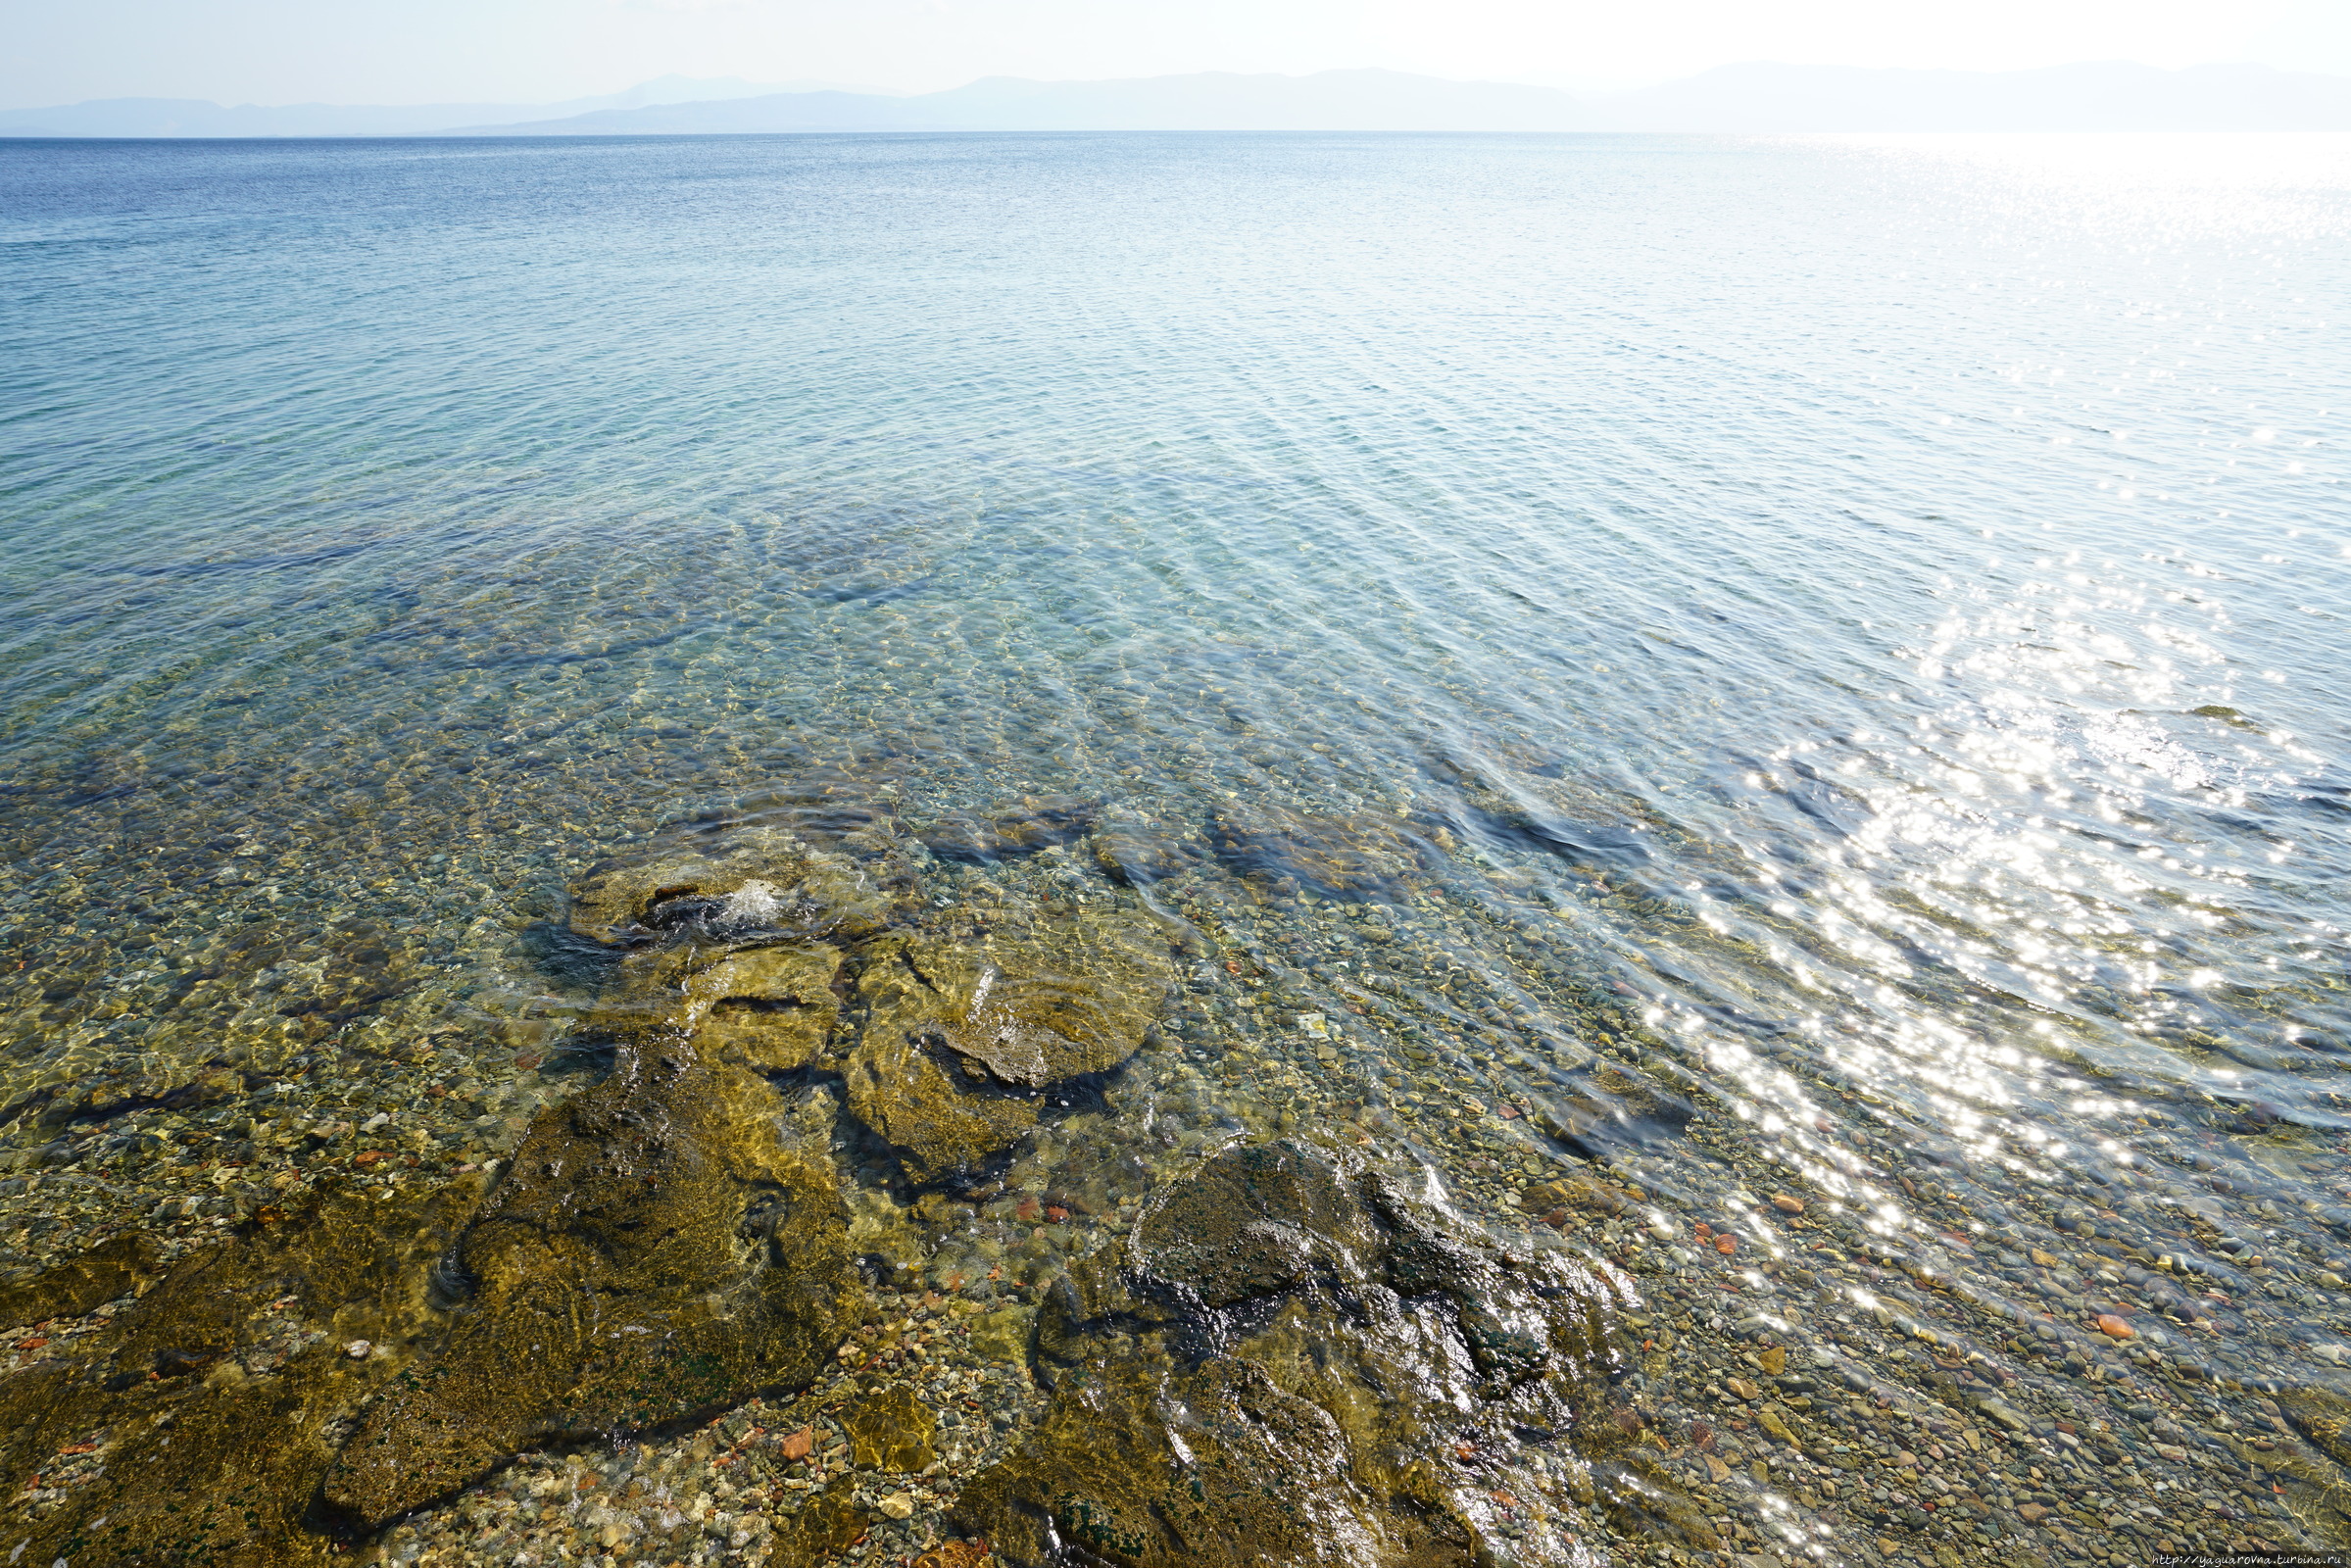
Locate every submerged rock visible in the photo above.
<box><xmin>1528</xmin><ymin>1058</ymin><xmax>1698</xmax><ymax>1160</ymax></box>
<box><xmin>958</xmin><ymin>1138</ymin><xmax>1713</xmax><ymax>1567</ymax></box>
<box><xmin>843</xmin><ymin>908</ymin><xmax>1173</xmax><ymax>1182</ymax></box>
<box><xmin>1088</xmin><ymin>805</ymin><xmax>1201</xmax><ymax>887</ymax></box>
<box><xmin>591</xmin><ymin>939</ymin><xmax>846</xmax><ymax>1072</ymax></box>
<box><xmin>846</xmin><ymin>1382</ymin><xmax>939</xmax><ymax>1471</ymax></box>
<box><xmin>326</xmin><ymin>1044</ymin><xmax>862</xmax><ymax>1524</ymax></box>
<box><xmin>0</xmin><ymin>1231</ymin><xmax>159</xmax><ymax>1325</ymax></box>
<box><xmin>917</xmin><ymin>794</ymin><xmax>1099</xmax><ymax>864</ymax></box>
<box><xmin>0</xmin><ymin>1182</ymin><xmax>484</xmax><ymax>1566</ymax></box>
<box><xmin>567</xmin><ymin>825</ymin><xmax>896</xmax><ymax>948</ymax></box>
<box><xmin>1207</xmin><ymin>805</ymin><xmax>1424</xmax><ymax>901</ymax></box>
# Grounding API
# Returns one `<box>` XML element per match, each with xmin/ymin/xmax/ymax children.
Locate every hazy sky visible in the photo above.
<box><xmin>6</xmin><ymin>0</ymin><xmax>2349</xmax><ymax>110</ymax></box>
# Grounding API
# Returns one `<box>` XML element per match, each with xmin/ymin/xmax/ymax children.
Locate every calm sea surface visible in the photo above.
<box><xmin>3</xmin><ymin>131</ymin><xmax>2351</xmax><ymax>1558</ymax></box>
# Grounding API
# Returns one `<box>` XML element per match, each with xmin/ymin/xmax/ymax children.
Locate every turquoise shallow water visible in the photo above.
<box><xmin>4</xmin><ymin>130</ymin><xmax>2351</xmax><ymax>1558</ymax></box>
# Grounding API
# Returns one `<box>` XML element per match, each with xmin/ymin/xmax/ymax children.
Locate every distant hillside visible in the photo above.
<box><xmin>458</xmin><ymin>70</ymin><xmax>1593</xmax><ymax>135</ymax></box>
<box><xmin>6</xmin><ymin>62</ymin><xmax>2350</xmax><ymax>139</ymax></box>
<box><xmin>0</xmin><ymin>76</ymin><xmax>888</xmax><ymax>138</ymax></box>
<box><xmin>431</xmin><ymin>61</ymin><xmax>2351</xmax><ymax>136</ymax></box>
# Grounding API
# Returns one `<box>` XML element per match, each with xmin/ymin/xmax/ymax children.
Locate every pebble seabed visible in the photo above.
<box><xmin>0</xmin><ymin>776</ymin><xmax>2344</xmax><ymax>1568</ymax></box>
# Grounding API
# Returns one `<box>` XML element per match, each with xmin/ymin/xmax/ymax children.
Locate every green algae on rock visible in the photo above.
<box><xmin>326</xmin><ymin>1043</ymin><xmax>863</xmax><ymax>1525</ymax></box>
<box><xmin>842</xmin><ymin>909</ymin><xmax>1174</xmax><ymax>1183</ymax></box>
<box><xmin>958</xmin><ymin>1137</ymin><xmax>1714</xmax><ymax>1567</ymax></box>
<box><xmin>0</xmin><ymin>1232</ymin><xmax>159</xmax><ymax>1327</ymax></box>
<box><xmin>590</xmin><ymin>939</ymin><xmax>846</xmax><ymax>1073</ymax></box>
<box><xmin>0</xmin><ymin>1181</ymin><xmax>483</xmax><ymax>1566</ymax></box>
<box><xmin>566</xmin><ymin>826</ymin><xmax>899</xmax><ymax>949</ymax></box>
<box><xmin>916</xmin><ymin>795</ymin><xmax>1099</xmax><ymax>865</ymax></box>
<box><xmin>1206</xmin><ymin>805</ymin><xmax>1424</xmax><ymax>902</ymax></box>
<box><xmin>846</xmin><ymin>1382</ymin><xmax>939</xmax><ymax>1472</ymax></box>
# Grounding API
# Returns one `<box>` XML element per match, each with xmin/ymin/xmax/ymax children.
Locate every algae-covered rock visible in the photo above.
<box><xmin>688</xmin><ymin>943</ymin><xmax>844</xmax><ymax>1072</ymax></box>
<box><xmin>1206</xmin><ymin>805</ymin><xmax>1423</xmax><ymax>901</ymax></box>
<box><xmin>917</xmin><ymin>795</ymin><xmax>1098</xmax><ymax>864</ymax></box>
<box><xmin>567</xmin><ymin>825</ymin><xmax>895</xmax><ymax>948</ymax></box>
<box><xmin>0</xmin><ymin>1182</ymin><xmax>483</xmax><ymax>1567</ymax></box>
<box><xmin>843</xmin><ymin>908</ymin><xmax>1173</xmax><ymax>1182</ymax></box>
<box><xmin>0</xmin><ymin>1232</ymin><xmax>159</xmax><ymax>1326</ymax></box>
<box><xmin>846</xmin><ymin>1382</ymin><xmax>938</xmax><ymax>1471</ymax></box>
<box><xmin>773</xmin><ymin>1476</ymin><xmax>871</xmax><ymax>1560</ymax></box>
<box><xmin>326</xmin><ymin>1045</ymin><xmax>863</xmax><ymax>1525</ymax></box>
<box><xmin>968</xmin><ymin>1304</ymin><xmax>1035</xmax><ymax>1363</ymax></box>
<box><xmin>1088</xmin><ymin>805</ymin><xmax>1201</xmax><ymax>888</ymax></box>
<box><xmin>583</xmin><ymin>940</ymin><xmax>846</xmax><ymax>1071</ymax></box>
<box><xmin>960</xmin><ymin>1138</ymin><xmax>1708</xmax><ymax>1568</ymax></box>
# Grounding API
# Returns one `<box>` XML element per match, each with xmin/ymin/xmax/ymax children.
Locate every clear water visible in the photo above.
<box><xmin>4</xmin><ymin>129</ymin><xmax>2351</xmax><ymax>1548</ymax></box>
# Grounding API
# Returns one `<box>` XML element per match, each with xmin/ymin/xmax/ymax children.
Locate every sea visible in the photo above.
<box><xmin>3</xmin><ymin>130</ymin><xmax>2350</xmax><ymax>1561</ymax></box>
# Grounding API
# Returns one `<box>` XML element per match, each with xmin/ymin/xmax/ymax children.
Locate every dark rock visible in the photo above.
<box><xmin>919</xmin><ymin>795</ymin><xmax>1098</xmax><ymax>863</ymax></box>
<box><xmin>0</xmin><ymin>1233</ymin><xmax>160</xmax><ymax>1326</ymax></box>
<box><xmin>1207</xmin><ymin>805</ymin><xmax>1422</xmax><ymax>901</ymax></box>
<box><xmin>325</xmin><ymin>1043</ymin><xmax>862</xmax><ymax>1525</ymax></box>
<box><xmin>1088</xmin><ymin>805</ymin><xmax>1200</xmax><ymax>887</ymax></box>
<box><xmin>958</xmin><ymin>1138</ymin><xmax>1714</xmax><ymax>1566</ymax></box>
<box><xmin>567</xmin><ymin>826</ymin><xmax>896</xmax><ymax>948</ymax></box>
<box><xmin>0</xmin><ymin>1180</ymin><xmax>483</xmax><ymax>1565</ymax></box>
<box><xmin>842</xmin><ymin>909</ymin><xmax>1173</xmax><ymax>1182</ymax></box>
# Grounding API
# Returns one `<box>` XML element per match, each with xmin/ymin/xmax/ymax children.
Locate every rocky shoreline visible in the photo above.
<box><xmin>0</xmin><ymin>791</ymin><xmax>2345</xmax><ymax>1566</ymax></box>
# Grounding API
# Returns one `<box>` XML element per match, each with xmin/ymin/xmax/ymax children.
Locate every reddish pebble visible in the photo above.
<box><xmin>14</xmin><ymin>1339</ymin><xmax>47</xmax><ymax>1351</ymax></box>
<box><xmin>780</xmin><ymin>1427</ymin><xmax>813</xmax><ymax>1459</ymax></box>
<box><xmin>514</xmin><ymin>1054</ymin><xmax>542</xmax><ymax>1071</ymax></box>
<box><xmin>2094</xmin><ymin>1314</ymin><xmax>2136</xmax><ymax>1340</ymax></box>
<box><xmin>1045</xmin><ymin>1205</ymin><xmax>1069</xmax><ymax>1223</ymax></box>
<box><xmin>1015</xmin><ymin>1196</ymin><xmax>1041</xmax><ymax>1222</ymax></box>
<box><xmin>1715</xmin><ymin>1234</ymin><xmax>1738</xmax><ymax>1254</ymax></box>
<box><xmin>353</xmin><ymin>1150</ymin><xmax>385</xmax><ymax>1166</ymax></box>
<box><xmin>1771</xmin><ymin>1195</ymin><xmax>1804</xmax><ymax>1214</ymax></box>
<box><xmin>1693</xmin><ymin>1222</ymin><xmax>1713</xmax><ymax>1239</ymax></box>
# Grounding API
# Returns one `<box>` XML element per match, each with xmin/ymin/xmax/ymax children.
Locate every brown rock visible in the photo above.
<box><xmin>846</xmin><ymin>1384</ymin><xmax>937</xmax><ymax>1472</ymax></box>
<box><xmin>842</xmin><ymin>909</ymin><xmax>1172</xmax><ymax>1182</ymax></box>
<box><xmin>1757</xmin><ymin>1347</ymin><xmax>1786</xmax><ymax>1376</ymax></box>
<box><xmin>1206</xmin><ymin>804</ymin><xmax>1423</xmax><ymax>901</ymax></box>
<box><xmin>678</xmin><ymin>944</ymin><xmax>843</xmax><ymax>1072</ymax></box>
<box><xmin>326</xmin><ymin>1049</ymin><xmax>862</xmax><ymax>1525</ymax></box>
<box><xmin>912</xmin><ymin>1544</ymin><xmax>992</xmax><ymax>1568</ymax></box>
<box><xmin>566</xmin><ymin>827</ymin><xmax>892</xmax><ymax>949</ymax></box>
<box><xmin>919</xmin><ymin>795</ymin><xmax>1098</xmax><ymax>863</ymax></box>
<box><xmin>780</xmin><ymin>1426</ymin><xmax>814</xmax><ymax>1460</ymax></box>
<box><xmin>0</xmin><ymin>1234</ymin><xmax>162</xmax><ymax>1327</ymax></box>
<box><xmin>1770</xmin><ymin>1195</ymin><xmax>1804</xmax><ymax>1214</ymax></box>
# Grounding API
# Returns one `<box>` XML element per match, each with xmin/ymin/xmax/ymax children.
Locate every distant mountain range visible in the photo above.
<box><xmin>7</xmin><ymin>62</ymin><xmax>2351</xmax><ymax>139</ymax></box>
<box><xmin>0</xmin><ymin>74</ymin><xmax>894</xmax><ymax>138</ymax></box>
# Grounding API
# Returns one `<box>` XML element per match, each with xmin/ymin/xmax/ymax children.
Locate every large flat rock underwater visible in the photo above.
<box><xmin>960</xmin><ymin>1137</ymin><xmax>1715</xmax><ymax>1567</ymax></box>
<box><xmin>0</xmin><ymin>808</ymin><xmax>1718</xmax><ymax>1565</ymax></box>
